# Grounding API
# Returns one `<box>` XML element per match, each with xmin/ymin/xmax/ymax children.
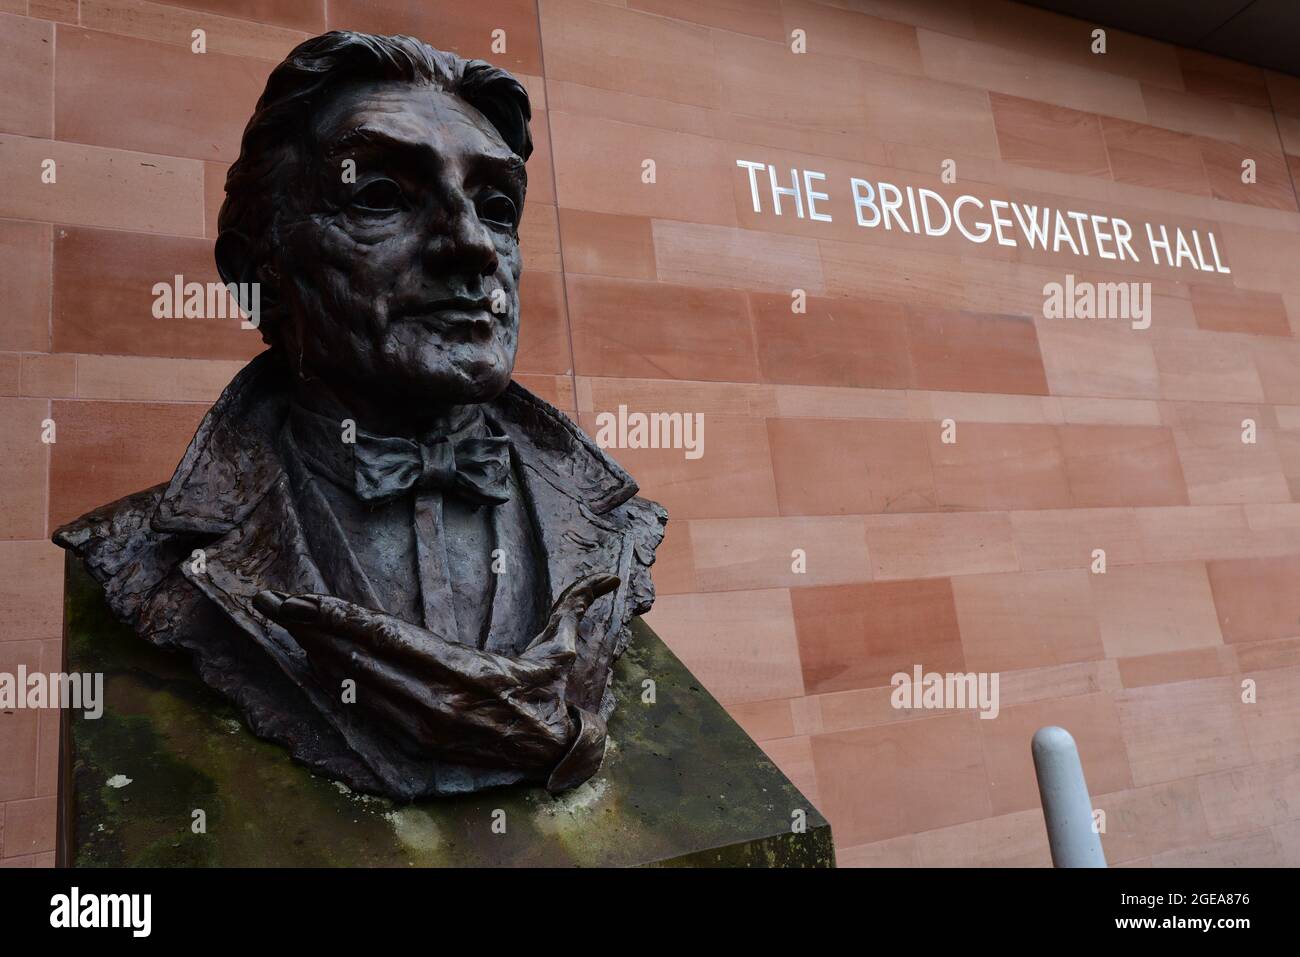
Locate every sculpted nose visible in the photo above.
<box><xmin>426</xmin><ymin>207</ymin><xmax>499</xmax><ymax>278</ymax></box>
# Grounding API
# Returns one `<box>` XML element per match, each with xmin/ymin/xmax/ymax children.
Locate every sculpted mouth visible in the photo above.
<box><xmin>401</xmin><ymin>297</ymin><xmax>496</xmax><ymax>336</ymax></box>
<box><xmin>404</xmin><ymin>296</ymin><xmax>492</xmax><ymax>316</ymax></box>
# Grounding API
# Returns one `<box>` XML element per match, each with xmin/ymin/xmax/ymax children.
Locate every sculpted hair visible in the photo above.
<box><xmin>217</xmin><ymin>30</ymin><xmax>533</xmax><ymax>346</ymax></box>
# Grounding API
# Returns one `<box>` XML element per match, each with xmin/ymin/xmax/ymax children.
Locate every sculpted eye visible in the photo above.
<box><xmin>352</xmin><ymin>179</ymin><xmax>404</xmax><ymax>212</ymax></box>
<box><xmin>479</xmin><ymin>193</ymin><xmax>518</xmax><ymax>229</ymax></box>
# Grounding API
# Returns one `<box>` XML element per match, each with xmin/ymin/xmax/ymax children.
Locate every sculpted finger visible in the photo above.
<box><xmin>308</xmin><ymin>595</ymin><xmax>390</xmax><ymax>639</ymax></box>
<box><xmin>255</xmin><ymin>591</ymin><xmax>348</xmax><ymax>629</ymax></box>
<box><xmin>258</xmin><ymin>591</ymin><xmax>529</xmax><ymax>695</ymax></box>
<box><xmin>281</xmin><ymin>620</ymin><xmax>364</xmax><ymax>677</ymax></box>
<box><xmin>255</xmin><ymin>593</ymin><xmax>385</xmax><ymax>672</ymax></box>
<box><xmin>261</xmin><ymin>594</ymin><xmax>415</xmax><ymax>655</ymax></box>
<box><xmin>524</xmin><ymin>574</ymin><xmax>620</xmax><ymax>665</ymax></box>
<box><xmin>254</xmin><ymin>589</ymin><xmax>305</xmax><ymax>623</ymax></box>
<box><xmin>553</xmin><ymin>573</ymin><xmax>620</xmax><ymax>619</ymax></box>
<box><xmin>314</xmin><ymin>597</ymin><xmax>515</xmax><ymax>685</ymax></box>
<box><xmin>523</xmin><ymin>607</ymin><xmax>578</xmax><ymax>664</ymax></box>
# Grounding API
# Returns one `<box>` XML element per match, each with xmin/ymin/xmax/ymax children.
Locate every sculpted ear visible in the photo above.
<box><xmin>216</xmin><ymin>229</ymin><xmax>282</xmax><ymax>288</ymax></box>
<box><xmin>216</xmin><ymin>229</ymin><xmax>280</xmax><ymax>340</ymax></box>
<box><xmin>214</xmin><ymin>229</ymin><xmax>255</xmax><ymax>289</ymax></box>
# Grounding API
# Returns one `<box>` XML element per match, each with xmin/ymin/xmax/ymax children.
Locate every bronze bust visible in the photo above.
<box><xmin>53</xmin><ymin>31</ymin><xmax>666</xmax><ymax>801</ymax></box>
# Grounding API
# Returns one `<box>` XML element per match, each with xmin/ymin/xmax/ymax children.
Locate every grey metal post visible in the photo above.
<box><xmin>1032</xmin><ymin>725</ymin><xmax>1107</xmax><ymax>868</ymax></box>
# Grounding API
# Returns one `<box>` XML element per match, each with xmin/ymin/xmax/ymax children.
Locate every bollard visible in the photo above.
<box><xmin>1032</xmin><ymin>725</ymin><xmax>1107</xmax><ymax>868</ymax></box>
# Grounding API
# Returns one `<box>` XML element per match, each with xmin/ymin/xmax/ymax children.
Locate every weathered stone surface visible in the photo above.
<box><xmin>60</xmin><ymin>555</ymin><xmax>833</xmax><ymax>867</ymax></box>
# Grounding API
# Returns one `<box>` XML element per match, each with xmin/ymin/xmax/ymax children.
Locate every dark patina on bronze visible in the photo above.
<box><xmin>53</xmin><ymin>32</ymin><xmax>666</xmax><ymax>801</ymax></box>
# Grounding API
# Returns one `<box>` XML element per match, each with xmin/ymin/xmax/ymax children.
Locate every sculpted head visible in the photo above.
<box><xmin>216</xmin><ymin>32</ymin><xmax>533</xmax><ymax>432</ymax></box>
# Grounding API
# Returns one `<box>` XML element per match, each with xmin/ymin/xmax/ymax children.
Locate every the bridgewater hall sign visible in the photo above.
<box><xmin>736</xmin><ymin>160</ymin><xmax>1232</xmax><ymax>275</ymax></box>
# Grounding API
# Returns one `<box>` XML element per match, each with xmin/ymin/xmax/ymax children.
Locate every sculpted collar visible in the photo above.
<box><xmin>151</xmin><ymin>350</ymin><xmax>640</xmax><ymax>536</ymax></box>
<box><xmin>287</xmin><ymin>403</ymin><xmax>513</xmax><ymax>507</ymax></box>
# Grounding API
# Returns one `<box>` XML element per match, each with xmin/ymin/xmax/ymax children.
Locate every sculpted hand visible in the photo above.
<box><xmin>252</xmin><ymin>573</ymin><xmax>619</xmax><ymax>775</ymax></box>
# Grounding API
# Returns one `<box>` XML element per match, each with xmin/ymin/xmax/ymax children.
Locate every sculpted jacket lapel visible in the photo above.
<box><xmin>491</xmin><ymin>383</ymin><xmax>644</xmax><ymax>717</ymax></box>
<box><xmin>186</xmin><ymin>480</ymin><xmax>447</xmax><ymax>796</ymax></box>
<box><xmin>152</xmin><ymin>351</ymin><xmax>321</xmax><ymax>633</ymax></box>
<box><xmin>151</xmin><ymin>352</ymin><xmax>439</xmax><ymax>796</ymax></box>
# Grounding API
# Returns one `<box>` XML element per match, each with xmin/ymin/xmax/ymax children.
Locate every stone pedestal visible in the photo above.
<box><xmin>58</xmin><ymin>555</ymin><xmax>833</xmax><ymax>867</ymax></box>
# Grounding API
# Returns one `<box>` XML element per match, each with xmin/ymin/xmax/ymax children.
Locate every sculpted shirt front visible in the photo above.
<box><xmin>281</xmin><ymin>402</ymin><xmax>548</xmax><ymax>655</ymax></box>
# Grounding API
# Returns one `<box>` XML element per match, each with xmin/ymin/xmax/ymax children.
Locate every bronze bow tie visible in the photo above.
<box><xmin>352</xmin><ymin>432</ymin><xmax>512</xmax><ymax>506</ymax></box>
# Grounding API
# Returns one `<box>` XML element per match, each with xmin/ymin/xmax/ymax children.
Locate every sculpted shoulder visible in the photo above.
<box><xmin>53</xmin><ymin>484</ymin><xmax>203</xmax><ymax>634</ymax></box>
<box><xmin>616</xmin><ymin>492</ymin><xmax>668</xmax><ymax>619</ymax></box>
<box><xmin>54</xmin><ymin>484</ymin><xmax>170</xmax><ymax>576</ymax></box>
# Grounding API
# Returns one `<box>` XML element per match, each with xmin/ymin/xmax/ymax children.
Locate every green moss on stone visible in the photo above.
<box><xmin>63</xmin><ymin>557</ymin><xmax>833</xmax><ymax>867</ymax></box>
